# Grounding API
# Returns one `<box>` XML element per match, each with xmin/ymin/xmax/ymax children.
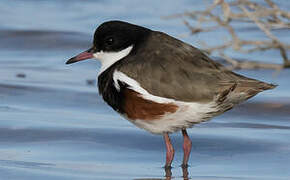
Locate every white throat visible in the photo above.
<box><xmin>93</xmin><ymin>45</ymin><xmax>133</xmax><ymax>75</ymax></box>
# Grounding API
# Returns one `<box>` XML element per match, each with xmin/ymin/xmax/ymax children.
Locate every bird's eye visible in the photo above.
<box><xmin>105</xmin><ymin>37</ymin><xmax>114</xmax><ymax>45</ymax></box>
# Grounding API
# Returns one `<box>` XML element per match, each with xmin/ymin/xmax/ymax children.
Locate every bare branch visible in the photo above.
<box><xmin>166</xmin><ymin>0</ymin><xmax>290</xmax><ymax>70</ymax></box>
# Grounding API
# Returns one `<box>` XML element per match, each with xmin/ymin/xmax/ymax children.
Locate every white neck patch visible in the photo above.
<box><xmin>94</xmin><ymin>45</ymin><xmax>133</xmax><ymax>75</ymax></box>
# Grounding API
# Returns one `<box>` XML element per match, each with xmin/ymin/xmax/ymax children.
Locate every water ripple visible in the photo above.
<box><xmin>0</xmin><ymin>29</ymin><xmax>90</xmax><ymax>50</ymax></box>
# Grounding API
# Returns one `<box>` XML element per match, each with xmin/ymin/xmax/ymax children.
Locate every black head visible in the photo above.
<box><xmin>66</xmin><ymin>20</ymin><xmax>151</xmax><ymax>64</ymax></box>
<box><xmin>93</xmin><ymin>21</ymin><xmax>151</xmax><ymax>52</ymax></box>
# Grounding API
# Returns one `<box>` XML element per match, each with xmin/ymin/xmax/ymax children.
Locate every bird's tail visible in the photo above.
<box><xmin>237</xmin><ymin>80</ymin><xmax>277</xmax><ymax>100</ymax></box>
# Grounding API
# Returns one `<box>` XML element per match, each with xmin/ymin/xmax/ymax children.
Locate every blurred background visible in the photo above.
<box><xmin>0</xmin><ymin>0</ymin><xmax>289</xmax><ymax>179</ymax></box>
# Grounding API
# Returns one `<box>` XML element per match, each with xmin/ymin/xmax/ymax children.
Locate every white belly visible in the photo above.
<box><xmin>125</xmin><ymin>100</ymin><xmax>218</xmax><ymax>134</ymax></box>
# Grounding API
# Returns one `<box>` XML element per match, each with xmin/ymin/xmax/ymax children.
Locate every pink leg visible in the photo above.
<box><xmin>163</xmin><ymin>133</ymin><xmax>174</xmax><ymax>169</ymax></box>
<box><xmin>182</xmin><ymin>129</ymin><xmax>192</xmax><ymax>168</ymax></box>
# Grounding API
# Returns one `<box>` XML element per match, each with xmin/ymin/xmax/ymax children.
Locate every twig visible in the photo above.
<box><xmin>166</xmin><ymin>0</ymin><xmax>290</xmax><ymax>70</ymax></box>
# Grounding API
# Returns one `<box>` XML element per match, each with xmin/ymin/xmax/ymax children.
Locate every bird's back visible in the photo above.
<box><xmin>118</xmin><ymin>31</ymin><xmax>276</xmax><ymax>109</ymax></box>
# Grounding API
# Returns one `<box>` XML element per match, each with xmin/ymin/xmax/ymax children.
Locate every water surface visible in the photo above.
<box><xmin>0</xmin><ymin>0</ymin><xmax>289</xmax><ymax>179</ymax></box>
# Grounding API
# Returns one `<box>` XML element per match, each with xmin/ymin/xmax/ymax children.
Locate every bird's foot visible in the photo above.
<box><xmin>181</xmin><ymin>163</ymin><xmax>189</xmax><ymax>169</ymax></box>
<box><xmin>181</xmin><ymin>164</ymin><xmax>189</xmax><ymax>179</ymax></box>
<box><xmin>163</xmin><ymin>164</ymin><xmax>173</xmax><ymax>170</ymax></box>
<box><xmin>163</xmin><ymin>165</ymin><xmax>172</xmax><ymax>177</ymax></box>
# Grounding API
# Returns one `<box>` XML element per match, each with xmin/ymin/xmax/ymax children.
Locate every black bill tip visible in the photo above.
<box><xmin>65</xmin><ymin>57</ymin><xmax>78</xmax><ymax>64</ymax></box>
<box><xmin>66</xmin><ymin>49</ymin><xmax>94</xmax><ymax>65</ymax></box>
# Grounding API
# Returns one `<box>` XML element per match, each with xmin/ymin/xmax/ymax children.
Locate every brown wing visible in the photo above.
<box><xmin>118</xmin><ymin>31</ymin><xmax>276</xmax><ymax>103</ymax></box>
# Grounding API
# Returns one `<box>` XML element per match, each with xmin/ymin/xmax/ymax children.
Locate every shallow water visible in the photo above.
<box><xmin>0</xmin><ymin>0</ymin><xmax>290</xmax><ymax>179</ymax></box>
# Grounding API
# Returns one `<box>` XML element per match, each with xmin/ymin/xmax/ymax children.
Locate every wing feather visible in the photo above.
<box><xmin>117</xmin><ymin>31</ymin><xmax>275</xmax><ymax>103</ymax></box>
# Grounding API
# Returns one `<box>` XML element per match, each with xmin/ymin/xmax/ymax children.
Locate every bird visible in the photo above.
<box><xmin>66</xmin><ymin>20</ymin><xmax>276</xmax><ymax>169</ymax></box>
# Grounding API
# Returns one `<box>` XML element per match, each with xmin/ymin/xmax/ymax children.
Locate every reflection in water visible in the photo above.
<box><xmin>135</xmin><ymin>166</ymin><xmax>189</xmax><ymax>180</ymax></box>
<box><xmin>164</xmin><ymin>167</ymin><xmax>172</xmax><ymax>179</ymax></box>
<box><xmin>165</xmin><ymin>166</ymin><xmax>189</xmax><ymax>180</ymax></box>
<box><xmin>181</xmin><ymin>166</ymin><xmax>189</xmax><ymax>180</ymax></box>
